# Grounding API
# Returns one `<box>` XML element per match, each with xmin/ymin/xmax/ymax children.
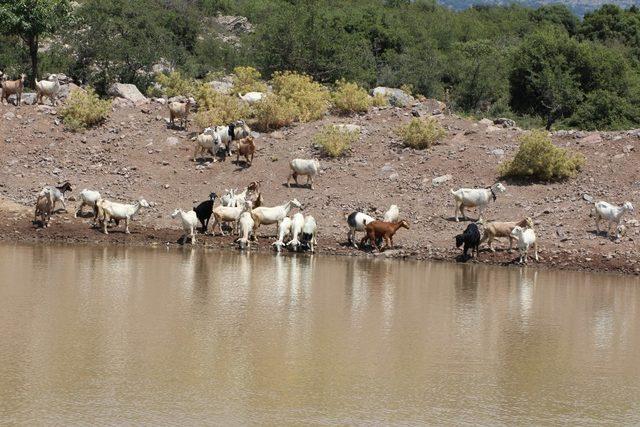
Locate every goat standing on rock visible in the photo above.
<box><xmin>451</xmin><ymin>182</ymin><xmax>506</xmax><ymax>222</ymax></box>
<box><xmin>361</xmin><ymin>220</ymin><xmax>410</xmax><ymax>252</ymax></box>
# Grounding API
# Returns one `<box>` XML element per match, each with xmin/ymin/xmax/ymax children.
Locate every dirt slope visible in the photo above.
<box><xmin>1</xmin><ymin>100</ymin><xmax>639</xmax><ymax>274</ymax></box>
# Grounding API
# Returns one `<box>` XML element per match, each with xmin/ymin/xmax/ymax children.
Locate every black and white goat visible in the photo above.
<box><xmin>39</xmin><ymin>181</ymin><xmax>72</xmax><ymax>212</ymax></box>
<box><xmin>193</xmin><ymin>192</ymin><xmax>218</xmax><ymax>234</ymax></box>
<box><xmin>455</xmin><ymin>222</ymin><xmax>481</xmax><ymax>259</ymax></box>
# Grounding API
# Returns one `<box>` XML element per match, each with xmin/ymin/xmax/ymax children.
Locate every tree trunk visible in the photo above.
<box><xmin>545</xmin><ymin>113</ymin><xmax>555</xmax><ymax>131</ymax></box>
<box><xmin>28</xmin><ymin>35</ymin><xmax>38</xmax><ymax>88</ymax></box>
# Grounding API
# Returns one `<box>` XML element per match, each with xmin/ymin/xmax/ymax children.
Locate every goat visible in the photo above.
<box><xmin>287</xmin><ymin>158</ymin><xmax>320</xmax><ymax>190</ymax></box>
<box><xmin>361</xmin><ymin>220</ymin><xmax>410</xmax><ymax>252</ymax></box>
<box><xmin>251</xmin><ymin>198</ymin><xmax>302</xmax><ymax>236</ymax></box>
<box><xmin>451</xmin><ymin>182</ymin><xmax>506</xmax><ymax>222</ymax></box>
<box><xmin>300</xmin><ymin>215</ymin><xmax>318</xmax><ymax>252</ymax></box>
<box><xmin>238</xmin><ymin>92</ymin><xmax>264</xmax><ymax>104</ymax></box>
<box><xmin>383</xmin><ymin>204</ymin><xmax>399</xmax><ymax>223</ymax></box>
<box><xmin>287</xmin><ymin>212</ymin><xmax>306</xmax><ymax>251</ymax></box>
<box><xmin>455</xmin><ymin>223</ymin><xmax>481</xmax><ymax>259</ymax></box>
<box><xmin>211</xmin><ymin>200</ymin><xmax>252</xmax><ymax>236</ymax></box>
<box><xmin>39</xmin><ymin>182</ymin><xmax>72</xmax><ymax>212</ymax></box>
<box><xmin>96</xmin><ymin>198</ymin><xmax>150</xmax><ymax>234</ymax></box>
<box><xmin>593</xmin><ymin>201</ymin><xmax>634</xmax><ymax>237</ymax></box>
<box><xmin>479</xmin><ymin>217</ymin><xmax>533</xmax><ymax>252</ymax></box>
<box><xmin>34</xmin><ymin>193</ymin><xmax>54</xmax><ymax>227</ymax></box>
<box><xmin>236</xmin><ymin>209</ymin><xmax>255</xmax><ymax>249</ymax></box>
<box><xmin>168</xmin><ymin>100</ymin><xmax>191</xmax><ymax>130</ymax></box>
<box><xmin>74</xmin><ymin>189</ymin><xmax>101</xmax><ymax>220</ymax></box>
<box><xmin>346</xmin><ymin>211</ymin><xmax>376</xmax><ymax>248</ymax></box>
<box><xmin>203</xmin><ymin>120</ymin><xmax>251</xmax><ymax>155</ymax></box>
<box><xmin>1</xmin><ymin>74</ymin><xmax>25</xmax><ymax>105</ymax></box>
<box><xmin>236</xmin><ymin>136</ymin><xmax>256</xmax><ymax>166</ymax></box>
<box><xmin>193</xmin><ymin>192</ymin><xmax>217</xmax><ymax>234</ymax></box>
<box><xmin>35</xmin><ymin>75</ymin><xmax>60</xmax><ymax>106</ymax></box>
<box><xmin>172</xmin><ymin>208</ymin><xmax>199</xmax><ymax>244</ymax></box>
<box><xmin>220</xmin><ymin>188</ymin><xmax>237</xmax><ymax>207</ymax></box>
<box><xmin>272</xmin><ymin>217</ymin><xmax>292</xmax><ymax>252</ymax></box>
<box><xmin>193</xmin><ymin>132</ymin><xmax>225</xmax><ymax>162</ymax></box>
<box><xmin>511</xmin><ymin>226</ymin><xmax>539</xmax><ymax>264</ymax></box>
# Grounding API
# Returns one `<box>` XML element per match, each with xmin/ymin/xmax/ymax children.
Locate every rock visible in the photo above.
<box><xmin>613</xmin><ymin>153</ymin><xmax>625</xmax><ymax>161</ymax></box>
<box><xmin>151</xmin><ymin>59</ymin><xmax>174</xmax><ymax>74</ymax></box>
<box><xmin>388</xmin><ymin>173</ymin><xmax>399</xmax><ymax>181</ymax></box>
<box><xmin>432</xmin><ymin>174</ymin><xmax>452</xmax><ymax>186</ymax></box>
<box><xmin>371</xmin><ymin>87</ymin><xmax>414</xmax><ymax>107</ymax></box>
<box><xmin>623</xmin><ymin>145</ymin><xmax>634</xmax><ymax>154</ymax></box>
<box><xmin>494</xmin><ymin>117</ymin><xmax>516</xmax><ymax>128</ymax></box>
<box><xmin>107</xmin><ymin>83</ymin><xmax>148</xmax><ymax>105</ymax></box>
<box><xmin>333</xmin><ymin>124</ymin><xmax>361</xmax><ymax>133</ymax></box>
<box><xmin>486</xmin><ymin>125</ymin><xmax>501</xmax><ymax>133</ymax></box>
<box><xmin>207</xmin><ymin>80</ymin><xmax>233</xmax><ymax>94</ymax></box>
<box><xmin>580</xmin><ymin>134</ymin><xmax>602</xmax><ymax>144</ymax></box>
<box><xmin>165</xmin><ymin>137</ymin><xmax>180</xmax><ymax>146</ymax></box>
<box><xmin>381</xmin><ymin>164</ymin><xmax>395</xmax><ymax>173</ymax></box>
<box><xmin>583</xmin><ymin>194</ymin><xmax>594</xmax><ymax>203</ymax></box>
<box><xmin>490</xmin><ymin>148</ymin><xmax>505</xmax><ymax>156</ymax></box>
<box><xmin>58</xmin><ymin>83</ymin><xmax>85</xmax><ymax>99</ymax></box>
<box><xmin>478</xmin><ymin>118</ymin><xmax>493</xmax><ymax>126</ymax></box>
<box><xmin>3</xmin><ymin>111</ymin><xmax>15</xmax><ymax>120</ymax></box>
<box><xmin>21</xmin><ymin>93</ymin><xmax>37</xmax><ymax>105</ymax></box>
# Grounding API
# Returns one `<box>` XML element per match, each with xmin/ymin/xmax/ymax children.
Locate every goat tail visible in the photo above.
<box><xmin>450</xmin><ymin>188</ymin><xmax>457</xmax><ymax>196</ymax></box>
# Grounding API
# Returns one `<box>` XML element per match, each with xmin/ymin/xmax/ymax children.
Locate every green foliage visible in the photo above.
<box><xmin>271</xmin><ymin>71</ymin><xmax>330</xmax><ymax>122</ymax></box>
<box><xmin>153</xmin><ymin>72</ymin><xmax>197</xmax><ymax>98</ymax></box>
<box><xmin>398</xmin><ymin>118</ymin><xmax>446</xmax><ymax>149</ymax></box>
<box><xmin>60</xmin><ymin>88</ymin><xmax>111</xmax><ymax>131</ymax></box>
<box><xmin>250</xmin><ymin>94</ymin><xmax>297</xmax><ymax>131</ymax></box>
<box><xmin>231</xmin><ymin>66</ymin><xmax>267</xmax><ymax>95</ymax></box>
<box><xmin>371</xmin><ymin>92</ymin><xmax>389</xmax><ymax>107</ymax></box>
<box><xmin>331</xmin><ymin>79</ymin><xmax>371</xmax><ymax>114</ymax></box>
<box><xmin>499</xmin><ymin>131</ymin><xmax>584</xmax><ymax>181</ymax></box>
<box><xmin>567</xmin><ymin>90</ymin><xmax>640</xmax><ymax>131</ymax></box>
<box><xmin>193</xmin><ymin>84</ymin><xmax>248</xmax><ymax>129</ymax></box>
<box><xmin>314</xmin><ymin>125</ymin><xmax>359</xmax><ymax>157</ymax></box>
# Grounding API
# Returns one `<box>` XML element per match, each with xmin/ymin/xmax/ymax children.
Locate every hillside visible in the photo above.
<box><xmin>438</xmin><ymin>0</ymin><xmax>640</xmax><ymax>15</ymax></box>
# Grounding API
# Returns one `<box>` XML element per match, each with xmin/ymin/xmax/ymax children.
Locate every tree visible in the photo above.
<box><xmin>0</xmin><ymin>0</ymin><xmax>70</xmax><ymax>86</ymax></box>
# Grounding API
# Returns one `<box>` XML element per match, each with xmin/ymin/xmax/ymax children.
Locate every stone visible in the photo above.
<box><xmin>490</xmin><ymin>148</ymin><xmax>505</xmax><ymax>156</ymax></box>
<box><xmin>494</xmin><ymin>117</ymin><xmax>516</xmax><ymax>128</ymax></box>
<box><xmin>108</xmin><ymin>83</ymin><xmax>148</xmax><ymax>105</ymax></box>
<box><xmin>583</xmin><ymin>194</ymin><xmax>594</xmax><ymax>203</ymax></box>
<box><xmin>21</xmin><ymin>93</ymin><xmax>37</xmax><ymax>105</ymax></box>
<box><xmin>207</xmin><ymin>80</ymin><xmax>233</xmax><ymax>94</ymax></box>
<box><xmin>165</xmin><ymin>137</ymin><xmax>180</xmax><ymax>146</ymax></box>
<box><xmin>432</xmin><ymin>174</ymin><xmax>452</xmax><ymax>186</ymax></box>
<box><xmin>371</xmin><ymin>87</ymin><xmax>414</xmax><ymax>107</ymax></box>
<box><xmin>333</xmin><ymin>124</ymin><xmax>361</xmax><ymax>133</ymax></box>
<box><xmin>388</xmin><ymin>173</ymin><xmax>399</xmax><ymax>181</ymax></box>
<box><xmin>580</xmin><ymin>134</ymin><xmax>602</xmax><ymax>144</ymax></box>
<box><xmin>486</xmin><ymin>125</ymin><xmax>501</xmax><ymax>133</ymax></box>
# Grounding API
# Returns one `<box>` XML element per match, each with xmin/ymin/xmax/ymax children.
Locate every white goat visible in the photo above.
<box><xmin>203</xmin><ymin>120</ymin><xmax>251</xmax><ymax>154</ymax></box>
<box><xmin>383</xmin><ymin>204</ymin><xmax>399</xmax><ymax>223</ymax></box>
<box><xmin>35</xmin><ymin>75</ymin><xmax>60</xmax><ymax>105</ymax></box>
<box><xmin>451</xmin><ymin>182</ymin><xmax>506</xmax><ymax>222</ymax></box>
<box><xmin>220</xmin><ymin>189</ymin><xmax>237</xmax><ymax>207</ymax></box>
<box><xmin>75</xmin><ymin>189</ymin><xmax>101</xmax><ymax>219</ymax></box>
<box><xmin>171</xmin><ymin>208</ymin><xmax>199</xmax><ymax>244</ymax></box>
<box><xmin>287</xmin><ymin>158</ymin><xmax>320</xmax><ymax>190</ymax></box>
<box><xmin>236</xmin><ymin>211</ymin><xmax>255</xmax><ymax>249</ymax></box>
<box><xmin>168</xmin><ymin>100</ymin><xmax>191</xmax><ymax>129</ymax></box>
<box><xmin>511</xmin><ymin>226</ymin><xmax>539</xmax><ymax>264</ymax></box>
<box><xmin>346</xmin><ymin>211</ymin><xmax>376</xmax><ymax>248</ymax></box>
<box><xmin>193</xmin><ymin>132</ymin><xmax>224</xmax><ymax>162</ymax></box>
<box><xmin>97</xmin><ymin>198</ymin><xmax>150</xmax><ymax>234</ymax></box>
<box><xmin>251</xmin><ymin>199</ymin><xmax>302</xmax><ymax>235</ymax></box>
<box><xmin>272</xmin><ymin>217</ymin><xmax>292</xmax><ymax>252</ymax></box>
<box><xmin>594</xmin><ymin>201</ymin><xmax>634</xmax><ymax>237</ymax></box>
<box><xmin>300</xmin><ymin>215</ymin><xmax>318</xmax><ymax>252</ymax></box>
<box><xmin>211</xmin><ymin>201</ymin><xmax>252</xmax><ymax>236</ymax></box>
<box><xmin>287</xmin><ymin>212</ymin><xmax>306</xmax><ymax>251</ymax></box>
<box><xmin>238</xmin><ymin>92</ymin><xmax>264</xmax><ymax>104</ymax></box>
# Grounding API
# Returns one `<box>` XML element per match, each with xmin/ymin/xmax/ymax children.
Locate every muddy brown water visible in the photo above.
<box><xmin>1</xmin><ymin>243</ymin><xmax>640</xmax><ymax>425</ymax></box>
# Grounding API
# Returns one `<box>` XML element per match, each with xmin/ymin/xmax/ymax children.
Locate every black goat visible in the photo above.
<box><xmin>455</xmin><ymin>223</ymin><xmax>481</xmax><ymax>259</ymax></box>
<box><xmin>193</xmin><ymin>192</ymin><xmax>217</xmax><ymax>234</ymax></box>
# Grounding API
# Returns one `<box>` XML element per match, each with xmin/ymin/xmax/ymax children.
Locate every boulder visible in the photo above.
<box><xmin>371</xmin><ymin>87</ymin><xmax>414</xmax><ymax>107</ymax></box>
<box><xmin>58</xmin><ymin>83</ymin><xmax>84</xmax><ymax>99</ymax></box>
<box><xmin>494</xmin><ymin>117</ymin><xmax>516</xmax><ymax>128</ymax></box>
<box><xmin>20</xmin><ymin>93</ymin><xmax>37</xmax><ymax>105</ymax></box>
<box><xmin>207</xmin><ymin>79</ymin><xmax>233</xmax><ymax>94</ymax></box>
<box><xmin>108</xmin><ymin>83</ymin><xmax>147</xmax><ymax>105</ymax></box>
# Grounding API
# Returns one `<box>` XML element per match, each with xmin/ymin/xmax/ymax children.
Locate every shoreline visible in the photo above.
<box><xmin>2</xmin><ymin>209</ymin><xmax>638</xmax><ymax>276</ymax></box>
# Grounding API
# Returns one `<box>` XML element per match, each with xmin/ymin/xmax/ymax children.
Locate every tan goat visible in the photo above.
<box><xmin>1</xmin><ymin>74</ymin><xmax>26</xmax><ymax>106</ymax></box>
<box><xmin>34</xmin><ymin>193</ymin><xmax>54</xmax><ymax>227</ymax></box>
<box><xmin>168</xmin><ymin>100</ymin><xmax>191</xmax><ymax>130</ymax></box>
<box><xmin>479</xmin><ymin>217</ymin><xmax>533</xmax><ymax>252</ymax></box>
<box><xmin>236</xmin><ymin>136</ymin><xmax>255</xmax><ymax>166</ymax></box>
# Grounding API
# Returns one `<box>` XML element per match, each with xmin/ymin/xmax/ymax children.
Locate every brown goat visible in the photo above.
<box><xmin>479</xmin><ymin>217</ymin><xmax>533</xmax><ymax>252</ymax></box>
<box><xmin>34</xmin><ymin>193</ymin><xmax>53</xmax><ymax>227</ymax></box>
<box><xmin>1</xmin><ymin>74</ymin><xmax>26</xmax><ymax>106</ymax></box>
<box><xmin>361</xmin><ymin>219</ymin><xmax>410</xmax><ymax>252</ymax></box>
<box><xmin>168</xmin><ymin>100</ymin><xmax>191</xmax><ymax>130</ymax></box>
<box><xmin>236</xmin><ymin>136</ymin><xmax>255</xmax><ymax>166</ymax></box>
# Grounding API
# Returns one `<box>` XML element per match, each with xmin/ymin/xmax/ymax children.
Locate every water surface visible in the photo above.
<box><xmin>1</xmin><ymin>244</ymin><xmax>639</xmax><ymax>425</ymax></box>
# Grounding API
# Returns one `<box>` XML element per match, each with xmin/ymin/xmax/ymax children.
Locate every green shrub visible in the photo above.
<box><xmin>397</xmin><ymin>118</ymin><xmax>446</xmax><ymax>149</ymax></box>
<box><xmin>331</xmin><ymin>79</ymin><xmax>371</xmax><ymax>114</ymax></box>
<box><xmin>60</xmin><ymin>88</ymin><xmax>111</xmax><ymax>131</ymax></box>
<box><xmin>371</xmin><ymin>93</ymin><xmax>389</xmax><ymax>107</ymax></box>
<box><xmin>251</xmin><ymin>94</ymin><xmax>298</xmax><ymax>131</ymax></box>
<box><xmin>153</xmin><ymin>71</ymin><xmax>197</xmax><ymax>97</ymax></box>
<box><xmin>231</xmin><ymin>66</ymin><xmax>267</xmax><ymax>95</ymax></box>
<box><xmin>314</xmin><ymin>125</ymin><xmax>360</xmax><ymax>157</ymax></box>
<box><xmin>193</xmin><ymin>85</ymin><xmax>249</xmax><ymax>129</ymax></box>
<box><xmin>499</xmin><ymin>131</ymin><xmax>585</xmax><ymax>181</ymax></box>
<box><xmin>271</xmin><ymin>71</ymin><xmax>330</xmax><ymax>122</ymax></box>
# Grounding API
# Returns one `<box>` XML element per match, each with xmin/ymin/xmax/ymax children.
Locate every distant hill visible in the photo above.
<box><xmin>437</xmin><ymin>0</ymin><xmax>640</xmax><ymax>16</ymax></box>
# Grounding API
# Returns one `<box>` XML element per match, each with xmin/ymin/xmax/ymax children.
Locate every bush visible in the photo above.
<box><xmin>60</xmin><ymin>88</ymin><xmax>111</xmax><ymax>131</ymax></box>
<box><xmin>231</xmin><ymin>66</ymin><xmax>268</xmax><ymax>95</ymax></box>
<box><xmin>251</xmin><ymin>94</ymin><xmax>298</xmax><ymax>131</ymax></box>
<box><xmin>193</xmin><ymin>84</ymin><xmax>248</xmax><ymax>129</ymax></box>
<box><xmin>331</xmin><ymin>79</ymin><xmax>371</xmax><ymax>114</ymax></box>
<box><xmin>397</xmin><ymin>118</ymin><xmax>446</xmax><ymax>149</ymax></box>
<box><xmin>371</xmin><ymin>93</ymin><xmax>389</xmax><ymax>107</ymax></box>
<box><xmin>314</xmin><ymin>125</ymin><xmax>359</xmax><ymax>157</ymax></box>
<box><xmin>271</xmin><ymin>71</ymin><xmax>330</xmax><ymax>122</ymax></box>
<box><xmin>499</xmin><ymin>131</ymin><xmax>585</xmax><ymax>181</ymax></box>
<box><xmin>152</xmin><ymin>71</ymin><xmax>197</xmax><ymax>97</ymax></box>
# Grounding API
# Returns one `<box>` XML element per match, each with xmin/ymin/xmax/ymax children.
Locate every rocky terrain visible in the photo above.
<box><xmin>1</xmin><ymin>97</ymin><xmax>639</xmax><ymax>275</ymax></box>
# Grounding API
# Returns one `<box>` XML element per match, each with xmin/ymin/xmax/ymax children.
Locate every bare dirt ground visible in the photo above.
<box><xmin>1</xmin><ymin>100</ymin><xmax>639</xmax><ymax>275</ymax></box>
